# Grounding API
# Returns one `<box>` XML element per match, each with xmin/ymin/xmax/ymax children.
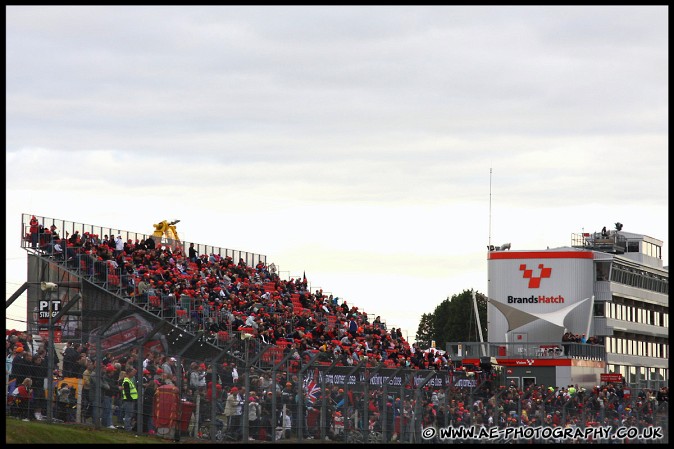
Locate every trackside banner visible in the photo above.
<box><xmin>303</xmin><ymin>367</ymin><xmax>452</xmax><ymax>389</ymax></box>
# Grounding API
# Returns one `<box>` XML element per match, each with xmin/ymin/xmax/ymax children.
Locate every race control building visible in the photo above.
<box><xmin>482</xmin><ymin>224</ymin><xmax>667</xmax><ymax>389</ymax></box>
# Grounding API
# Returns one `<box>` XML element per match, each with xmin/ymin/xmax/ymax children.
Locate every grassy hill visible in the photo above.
<box><xmin>5</xmin><ymin>417</ymin><xmax>185</xmax><ymax>445</ymax></box>
<box><xmin>5</xmin><ymin>416</ymin><xmax>325</xmax><ymax>444</ymax></box>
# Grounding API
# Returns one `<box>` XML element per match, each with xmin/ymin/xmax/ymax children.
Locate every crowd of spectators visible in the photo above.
<box><xmin>402</xmin><ymin>380</ymin><xmax>669</xmax><ymax>444</ymax></box>
<box><xmin>27</xmin><ymin>224</ymin><xmax>437</xmax><ymax>371</ymax></box>
<box><xmin>562</xmin><ymin>332</ymin><xmax>603</xmax><ymax>345</ymax></box>
<box><xmin>10</xmin><ymin>219</ymin><xmax>668</xmax><ymax>442</ymax></box>
<box><xmin>7</xmin><ymin>325</ymin><xmax>669</xmax><ymax>443</ymax></box>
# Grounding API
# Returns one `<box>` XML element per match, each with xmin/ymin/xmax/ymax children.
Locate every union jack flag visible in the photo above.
<box><xmin>305</xmin><ymin>369</ymin><xmax>321</xmax><ymax>405</ymax></box>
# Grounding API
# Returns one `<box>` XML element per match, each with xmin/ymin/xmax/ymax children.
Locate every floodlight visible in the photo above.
<box><xmin>41</xmin><ymin>282</ymin><xmax>58</xmax><ymax>292</ymax></box>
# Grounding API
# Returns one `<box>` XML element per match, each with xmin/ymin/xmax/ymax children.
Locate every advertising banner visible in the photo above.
<box><xmin>303</xmin><ymin>367</ymin><xmax>451</xmax><ymax>390</ymax></box>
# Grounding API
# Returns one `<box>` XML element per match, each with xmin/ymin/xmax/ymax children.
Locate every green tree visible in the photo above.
<box><xmin>414</xmin><ymin>313</ymin><xmax>434</xmax><ymax>348</ymax></box>
<box><xmin>417</xmin><ymin>289</ymin><xmax>488</xmax><ymax>350</ymax></box>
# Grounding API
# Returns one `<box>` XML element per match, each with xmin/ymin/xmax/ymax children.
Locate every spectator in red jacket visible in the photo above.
<box><xmin>15</xmin><ymin>377</ymin><xmax>34</xmax><ymax>420</ymax></box>
<box><xmin>29</xmin><ymin>216</ymin><xmax>39</xmax><ymax>248</ymax></box>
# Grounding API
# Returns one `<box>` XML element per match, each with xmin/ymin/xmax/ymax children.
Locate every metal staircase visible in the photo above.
<box><xmin>27</xmin><ymin>247</ymin><xmax>265</xmax><ymax>368</ymax></box>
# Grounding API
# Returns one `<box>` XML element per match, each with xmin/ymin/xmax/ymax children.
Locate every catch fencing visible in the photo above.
<box><xmin>7</xmin><ymin>350</ymin><xmax>668</xmax><ymax>444</ymax></box>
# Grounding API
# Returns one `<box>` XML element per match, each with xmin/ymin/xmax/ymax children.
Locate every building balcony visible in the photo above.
<box><xmin>445</xmin><ymin>341</ymin><xmax>606</xmax><ymax>361</ymax></box>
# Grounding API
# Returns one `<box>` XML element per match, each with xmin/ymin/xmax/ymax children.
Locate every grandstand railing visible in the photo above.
<box><xmin>20</xmin><ymin>213</ymin><xmax>266</xmax><ymax>269</ymax></box>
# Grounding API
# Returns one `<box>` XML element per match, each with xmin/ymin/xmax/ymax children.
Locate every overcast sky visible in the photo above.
<box><xmin>6</xmin><ymin>6</ymin><xmax>668</xmax><ymax>342</ymax></box>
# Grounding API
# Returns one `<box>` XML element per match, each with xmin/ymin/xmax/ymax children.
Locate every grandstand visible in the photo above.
<box><xmin>13</xmin><ymin>214</ymin><xmax>411</xmax><ymax>370</ymax></box>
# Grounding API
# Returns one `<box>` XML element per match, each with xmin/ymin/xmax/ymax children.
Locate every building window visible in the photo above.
<box><xmin>654</xmin><ymin>368</ymin><xmax>667</xmax><ymax>380</ymax></box>
<box><xmin>627</xmin><ymin>241</ymin><xmax>639</xmax><ymax>253</ymax></box>
<box><xmin>642</xmin><ymin>275</ymin><xmax>649</xmax><ymax>289</ymax></box>
<box><xmin>609</xmin><ymin>262</ymin><xmax>668</xmax><ymax>294</ymax></box>
<box><xmin>594</xmin><ymin>303</ymin><xmax>604</xmax><ymax>317</ymax></box>
<box><xmin>643</xmin><ymin>242</ymin><xmax>662</xmax><ymax>259</ymax></box>
<box><xmin>595</xmin><ymin>261</ymin><xmax>610</xmax><ymax>281</ymax></box>
<box><xmin>653</xmin><ymin>368</ymin><xmax>662</xmax><ymax>382</ymax></box>
<box><xmin>629</xmin><ymin>366</ymin><xmax>637</xmax><ymax>384</ymax></box>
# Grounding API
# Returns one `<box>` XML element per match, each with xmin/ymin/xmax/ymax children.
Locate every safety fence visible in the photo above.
<box><xmin>7</xmin><ymin>355</ymin><xmax>668</xmax><ymax>444</ymax></box>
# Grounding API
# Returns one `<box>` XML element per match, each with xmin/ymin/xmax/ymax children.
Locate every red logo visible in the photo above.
<box><xmin>519</xmin><ymin>264</ymin><xmax>551</xmax><ymax>288</ymax></box>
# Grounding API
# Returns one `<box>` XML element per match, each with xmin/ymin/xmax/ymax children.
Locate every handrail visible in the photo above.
<box><xmin>20</xmin><ymin>213</ymin><xmax>266</xmax><ymax>268</ymax></box>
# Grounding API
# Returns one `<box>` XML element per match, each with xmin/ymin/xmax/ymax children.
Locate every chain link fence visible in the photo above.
<box><xmin>7</xmin><ymin>351</ymin><xmax>668</xmax><ymax>444</ymax></box>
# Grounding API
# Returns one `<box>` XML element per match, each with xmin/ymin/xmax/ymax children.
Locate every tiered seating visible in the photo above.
<box><xmin>149</xmin><ymin>293</ymin><xmax>161</xmax><ymax>308</ymax></box>
<box><xmin>217</xmin><ymin>330</ymin><xmax>229</xmax><ymax>342</ymax></box>
<box><xmin>261</xmin><ymin>345</ymin><xmax>284</xmax><ymax>365</ymax></box>
<box><xmin>238</xmin><ymin>326</ymin><xmax>256</xmax><ymax>336</ymax></box>
<box><xmin>33</xmin><ymin>220</ymin><xmax>413</xmax><ymax>370</ymax></box>
<box><xmin>107</xmin><ymin>265</ymin><xmax>120</xmax><ymax>287</ymax></box>
<box><xmin>290</xmin><ymin>293</ymin><xmax>304</xmax><ymax>314</ymax></box>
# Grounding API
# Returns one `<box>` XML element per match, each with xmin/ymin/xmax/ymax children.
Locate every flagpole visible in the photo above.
<box><xmin>489</xmin><ymin>167</ymin><xmax>492</xmax><ymax>249</ymax></box>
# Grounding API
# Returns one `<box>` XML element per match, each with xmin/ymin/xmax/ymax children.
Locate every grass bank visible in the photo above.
<box><xmin>5</xmin><ymin>417</ymin><xmax>186</xmax><ymax>445</ymax></box>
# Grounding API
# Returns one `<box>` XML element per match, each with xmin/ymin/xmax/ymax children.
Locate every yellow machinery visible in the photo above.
<box><xmin>152</xmin><ymin>219</ymin><xmax>182</xmax><ymax>251</ymax></box>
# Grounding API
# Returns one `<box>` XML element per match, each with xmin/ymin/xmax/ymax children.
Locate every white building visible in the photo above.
<box><xmin>486</xmin><ymin>224</ymin><xmax>668</xmax><ymax>389</ymax></box>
